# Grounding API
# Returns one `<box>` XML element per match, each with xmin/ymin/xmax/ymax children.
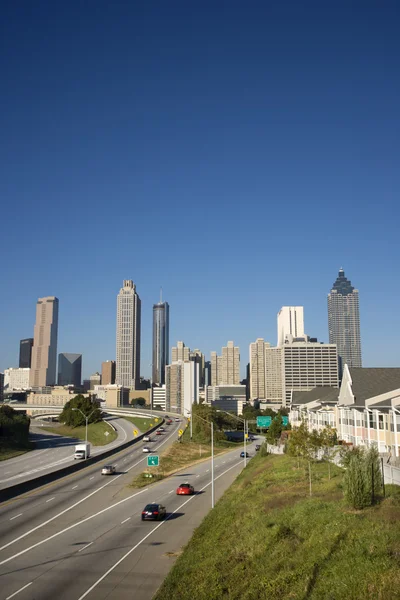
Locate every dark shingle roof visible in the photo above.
<box><xmin>292</xmin><ymin>387</ymin><xmax>339</xmax><ymax>406</ymax></box>
<box><xmin>349</xmin><ymin>368</ymin><xmax>400</xmax><ymax>405</ymax></box>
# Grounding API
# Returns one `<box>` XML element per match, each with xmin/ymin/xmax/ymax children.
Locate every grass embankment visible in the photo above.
<box><xmin>132</xmin><ymin>425</ymin><xmax>238</xmax><ymax>487</ymax></box>
<box><xmin>122</xmin><ymin>416</ymin><xmax>155</xmax><ymax>432</ymax></box>
<box><xmin>155</xmin><ymin>453</ymin><xmax>400</xmax><ymax>600</ymax></box>
<box><xmin>42</xmin><ymin>421</ymin><xmax>118</xmax><ymax>446</ymax></box>
<box><xmin>0</xmin><ymin>446</ymin><xmax>31</xmax><ymax>461</ymax></box>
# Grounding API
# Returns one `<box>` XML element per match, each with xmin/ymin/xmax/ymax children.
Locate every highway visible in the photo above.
<box><xmin>0</xmin><ymin>416</ymin><xmax>137</xmax><ymax>490</ymax></box>
<box><xmin>0</xmin><ymin>422</ymin><xmax>256</xmax><ymax>600</ymax></box>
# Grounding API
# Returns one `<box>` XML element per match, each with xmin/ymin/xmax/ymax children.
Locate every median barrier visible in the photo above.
<box><xmin>0</xmin><ymin>419</ymin><xmax>164</xmax><ymax>503</ymax></box>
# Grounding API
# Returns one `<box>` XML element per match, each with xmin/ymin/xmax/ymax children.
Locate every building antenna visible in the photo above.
<box><xmin>160</xmin><ymin>287</ymin><xmax>163</xmax><ymax>303</ymax></box>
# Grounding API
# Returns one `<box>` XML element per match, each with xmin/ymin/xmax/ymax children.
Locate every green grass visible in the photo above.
<box><xmin>154</xmin><ymin>454</ymin><xmax>400</xmax><ymax>600</ymax></box>
<box><xmin>42</xmin><ymin>421</ymin><xmax>118</xmax><ymax>446</ymax></box>
<box><xmin>0</xmin><ymin>445</ymin><xmax>31</xmax><ymax>461</ymax></box>
<box><xmin>122</xmin><ymin>416</ymin><xmax>156</xmax><ymax>432</ymax></box>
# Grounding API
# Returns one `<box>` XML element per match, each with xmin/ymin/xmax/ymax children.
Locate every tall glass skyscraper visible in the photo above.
<box><xmin>116</xmin><ymin>280</ymin><xmax>141</xmax><ymax>388</ymax></box>
<box><xmin>152</xmin><ymin>300</ymin><xmax>169</xmax><ymax>385</ymax></box>
<box><xmin>328</xmin><ymin>269</ymin><xmax>362</xmax><ymax>375</ymax></box>
<box><xmin>58</xmin><ymin>353</ymin><xmax>82</xmax><ymax>387</ymax></box>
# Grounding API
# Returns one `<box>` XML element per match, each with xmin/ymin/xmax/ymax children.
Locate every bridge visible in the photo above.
<box><xmin>5</xmin><ymin>404</ymin><xmax>181</xmax><ymax>420</ymax></box>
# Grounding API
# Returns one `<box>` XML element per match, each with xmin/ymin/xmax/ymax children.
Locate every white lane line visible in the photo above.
<box><xmin>222</xmin><ymin>461</ymin><xmax>226</xmax><ymax>464</ymax></box>
<box><xmin>89</xmin><ymin>476</ymin><xmax>95</xmax><ymax>480</ymax></box>
<box><xmin>168</xmin><ymin>490</ymin><xmax>174</xmax><ymax>494</ymax></box>
<box><xmin>10</xmin><ymin>514</ymin><xmax>23</xmax><ymax>521</ymax></box>
<box><xmin>6</xmin><ymin>582</ymin><xmax>33</xmax><ymax>600</ymax></box>
<box><xmin>77</xmin><ymin>460</ymin><xmax>243</xmax><ymax>600</ymax></box>
<box><xmin>0</xmin><ymin>489</ymin><xmax>147</xmax><ymax>567</ymax></box>
<box><xmin>206</xmin><ymin>469</ymin><xmax>209</xmax><ymax>473</ymax></box>
<box><xmin>46</xmin><ymin>497</ymin><xmax>55</xmax><ymax>503</ymax></box>
<box><xmin>196</xmin><ymin>475</ymin><xmax>200</xmax><ymax>478</ymax></box>
<box><xmin>0</xmin><ymin>423</ymin><xmax>179</xmax><ymax>556</ymax></box>
<box><xmin>78</xmin><ymin>542</ymin><xmax>93</xmax><ymax>553</ymax></box>
<box><xmin>121</xmin><ymin>517</ymin><xmax>131</xmax><ymax>524</ymax></box>
<box><xmin>72</xmin><ymin>485</ymin><xmax>78</xmax><ymax>490</ymax></box>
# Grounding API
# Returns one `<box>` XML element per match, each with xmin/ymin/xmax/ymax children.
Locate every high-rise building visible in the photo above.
<box><xmin>30</xmin><ymin>297</ymin><xmax>59</xmax><ymax>387</ymax></box>
<box><xmin>101</xmin><ymin>360</ymin><xmax>116</xmax><ymax>385</ymax></box>
<box><xmin>90</xmin><ymin>372</ymin><xmax>101</xmax><ymax>390</ymax></box>
<box><xmin>4</xmin><ymin>368</ymin><xmax>31</xmax><ymax>391</ymax></box>
<box><xmin>211</xmin><ymin>341</ymin><xmax>240</xmax><ymax>385</ymax></box>
<box><xmin>152</xmin><ymin>300</ymin><xmax>169</xmax><ymax>385</ymax></box>
<box><xmin>249</xmin><ymin>339</ymin><xmax>282</xmax><ymax>403</ymax></box>
<box><xmin>190</xmin><ymin>349</ymin><xmax>205</xmax><ymax>387</ymax></box>
<box><xmin>0</xmin><ymin>372</ymin><xmax>4</xmax><ymax>403</ymax></box>
<box><xmin>165</xmin><ymin>360</ymin><xmax>199</xmax><ymax>415</ymax></box>
<box><xmin>328</xmin><ymin>268</ymin><xmax>362</xmax><ymax>373</ymax></box>
<box><xmin>19</xmin><ymin>338</ymin><xmax>33</xmax><ymax>368</ymax></box>
<box><xmin>116</xmin><ymin>280</ymin><xmax>141</xmax><ymax>388</ymax></box>
<box><xmin>171</xmin><ymin>341</ymin><xmax>189</xmax><ymax>362</ymax></box>
<box><xmin>58</xmin><ymin>353</ymin><xmax>82</xmax><ymax>387</ymax></box>
<box><xmin>277</xmin><ymin>307</ymin><xmax>304</xmax><ymax>346</ymax></box>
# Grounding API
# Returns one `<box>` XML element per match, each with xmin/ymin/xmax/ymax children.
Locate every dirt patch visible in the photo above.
<box><xmin>264</xmin><ymin>493</ymin><xmax>303</xmax><ymax>510</ymax></box>
<box><xmin>164</xmin><ymin>550</ymin><xmax>183</xmax><ymax>558</ymax></box>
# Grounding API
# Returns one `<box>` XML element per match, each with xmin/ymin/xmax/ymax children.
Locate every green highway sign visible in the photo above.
<box><xmin>147</xmin><ymin>455</ymin><xmax>159</xmax><ymax>467</ymax></box>
<box><xmin>257</xmin><ymin>416</ymin><xmax>272</xmax><ymax>428</ymax></box>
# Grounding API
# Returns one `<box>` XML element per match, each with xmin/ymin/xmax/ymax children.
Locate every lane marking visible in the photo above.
<box><xmin>196</xmin><ymin>475</ymin><xmax>200</xmax><ymax>478</ymax></box>
<box><xmin>0</xmin><ymin>489</ymin><xmax>147</xmax><ymax>566</ymax></box>
<box><xmin>89</xmin><ymin>477</ymin><xmax>95</xmax><ymax>480</ymax></box>
<box><xmin>72</xmin><ymin>485</ymin><xmax>78</xmax><ymax>490</ymax></box>
<box><xmin>46</xmin><ymin>498</ymin><xmax>55</xmax><ymax>503</ymax></box>
<box><xmin>206</xmin><ymin>469</ymin><xmax>209</xmax><ymax>473</ymax></box>
<box><xmin>168</xmin><ymin>490</ymin><xmax>174</xmax><ymax>494</ymax></box>
<box><xmin>78</xmin><ymin>542</ymin><xmax>93</xmax><ymax>553</ymax></box>
<box><xmin>77</xmin><ymin>460</ymin><xmax>243</xmax><ymax>600</ymax></box>
<box><xmin>121</xmin><ymin>517</ymin><xmax>131</xmax><ymax>524</ymax></box>
<box><xmin>10</xmin><ymin>514</ymin><xmax>23</xmax><ymax>521</ymax></box>
<box><xmin>5</xmin><ymin>581</ymin><xmax>32</xmax><ymax>599</ymax></box>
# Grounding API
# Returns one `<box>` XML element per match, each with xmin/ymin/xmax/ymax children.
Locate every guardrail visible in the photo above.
<box><xmin>0</xmin><ymin>418</ymin><xmax>165</xmax><ymax>503</ymax></box>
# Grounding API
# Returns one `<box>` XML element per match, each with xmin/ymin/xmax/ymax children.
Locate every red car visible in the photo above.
<box><xmin>155</xmin><ymin>430</ymin><xmax>162</xmax><ymax>436</ymax></box>
<box><xmin>176</xmin><ymin>482</ymin><xmax>195</xmax><ymax>495</ymax></box>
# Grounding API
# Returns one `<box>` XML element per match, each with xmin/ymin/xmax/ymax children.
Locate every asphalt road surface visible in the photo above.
<box><xmin>0</xmin><ymin>425</ymin><xmax>256</xmax><ymax>600</ymax></box>
<box><xmin>0</xmin><ymin>416</ymin><xmax>139</xmax><ymax>491</ymax></box>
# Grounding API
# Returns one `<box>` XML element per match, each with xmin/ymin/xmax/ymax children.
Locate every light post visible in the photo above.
<box><xmin>193</xmin><ymin>412</ymin><xmax>214</xmax><ymax>508</ymax></box>
<box><xmin>72</xmin><ymin>407</ymin><xmax>97</xmax><ymax>459</ymax></box>
<box><xmin>184</xmin><ymin>408</ymin><xmax>193</xmax><ymax>440</ymax></box>
<box><xmin>216</xmin><ymin>410</ymin><xmax>248</xmax><ymax>466</ymax></box>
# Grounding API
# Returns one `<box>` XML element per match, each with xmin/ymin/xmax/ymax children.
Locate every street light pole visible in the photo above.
<box><xmin>72</xmin><ymin>407</ymin><xmax>96</xmax><ymax>459</ymax></box>
<box><xmin>211</xmin><ymin>422</ymin><xmax>214</xmax><ymax>508</ymax></box>
<box><xmin>215</xmin><ymin>409</ymin><xmax>247</xmax><ymax>467</ymax></box>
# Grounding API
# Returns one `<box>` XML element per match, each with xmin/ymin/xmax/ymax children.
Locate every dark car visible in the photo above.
<box><xmin>176</xmin><ymin>482</ymin><xmax>195</xmax><ymax>495</ymax></box>
<box><xmin>240</xmin><ymin>451</ymin><xmax>250</xmax><ymax>458</ymax></box>
<box><xmin>141</xmin><ymin>503</ymin><xmax>167</xmax><ymax>521</ymax></box>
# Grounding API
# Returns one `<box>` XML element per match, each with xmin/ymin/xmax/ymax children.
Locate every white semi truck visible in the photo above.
<box><xmin>74</xmin><ymin>443</ymin><xmax>91</xmax><ymax>459</ymax></box>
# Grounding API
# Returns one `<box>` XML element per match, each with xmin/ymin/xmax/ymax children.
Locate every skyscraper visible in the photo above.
<box><xmin>277</xmin><ymin>307</ymin><xmax>305</xmax><ymax>346</ymax></box>
<box><xmin>19</xmin><ymin>338</ymin><xmax>33</xmax><ymax>368</ymax></box>
<box><xmin>58</xmin><ymin>353</ymin><xmax>82</xmax><ymax>387</ymax></box>
<box><xmin>328</xmin><ymin>268</ymin><xmax>362</xmax><ymax>372</ymax></box>
<box><xmin>171</xmin><ymin>341</ymin><xmax>190</xmax><ymax>362</ymax></box>
<box><xmin>249</xmin><ymin>338</ymin><xmax>282</xmax><ymax>403</ymax></box>
<box><xmin>116</xmin><ymin>280</ymin><xmax>141</xmax><ymax>388</ymax></box>
<box><xmin>152</xmin><ymin>299</ymin><xmax>169</xmax><ymax>385</ymax></box>
<box><xmin>210</xmin><ymin>341</ymin><xmax>240</xmax><ymax>385</ymax></box>
<box><xmin>30</xmin><ymin>297</ymin><xmax>59</xmax><ymax>387</ymax></box>
<box><xmin>102</xmin><ymin>360</ymin><xmax>116</xmax><ymax>385</ymax></box>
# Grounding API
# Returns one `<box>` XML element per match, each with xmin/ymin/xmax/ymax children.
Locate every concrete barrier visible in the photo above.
<box><xmin>0</xmin><ymin>419</ymin><xmax>164</xmax><ymax>503</ymax></box>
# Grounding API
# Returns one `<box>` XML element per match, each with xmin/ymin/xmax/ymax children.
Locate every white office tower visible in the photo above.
<box><xmin>152</xmin><ymin>385</ymin><xmax>166</xmax><ymax>411</ymax></box>
<box><xmin>277</xmin><ymin>307</ymin><xmax>305</xmax><ymax>347</ymax></box>
<box><xmin>4</xmin><ymin>368</ymin><xmax>31</xmax><ymax>391</ymax></box>
<box><xmin>116</xmin><ymin>280</ymin><xmax>141</xmax><ymax>388</ymax></box>
<box><xmin>165</xmin><ymin>360</ymin><xmax>199</xmax><ymax>415</ymax></box>
<box><xmin>249</xmin><ymin>339</ymin><xmax>283</xmax><ymax>403</ymax></box>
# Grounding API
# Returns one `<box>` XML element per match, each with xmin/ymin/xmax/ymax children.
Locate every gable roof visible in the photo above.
<box><xmin>292</xmin><ymin>387</ymin><xmax>339</xmax><ymax>406</ymax></box>
<box><xmin>349</xmin><ymin>368</ymin><xmax>400</xmax><ymax>404</ymax></box>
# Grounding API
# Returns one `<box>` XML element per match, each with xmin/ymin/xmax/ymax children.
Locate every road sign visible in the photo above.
<box><xmin>133</xmin><ymin>429</ymin><xmax>138</xmax><ymax>436</ymax></box>
<box><xmin>178</xmin><ymin>429</ymin><xmax>183</xmax><ymax>436</ymax></box>
<box><xmin>155</xmin><ymin>418</ymin><xmax>159</xmax><ymax>422</ymax></box>
<box><xmin>257</xmin><ymin>416</ymin><xmax>271</xmax><ymax>428</ymax></box>
<box><xmin>104</xmin><ymin>431</ymin><xmax>109</xmax><ymax>437</ymax></box>
<box><xmin>245</xmin><ymin>433</ymin><xmax>249</xmax><ymax>439</ymax></box>
<box><xmin>147</xmin><ymin>455</ymin><xmax>159</xmax><ymax>467</ymax></box>
<box><xmin>282</xmin><ymin>417</ymin><xmax>289</xmax><ymax>426</ymax></box>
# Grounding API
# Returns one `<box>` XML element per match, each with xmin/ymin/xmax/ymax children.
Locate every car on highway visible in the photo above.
<box><xmin>142</xmin><ymin>447</ymin><xmax>152</xmax><ymax>453</ymax></box>
<box><xmin>176</xmin><ymin>482</ymin><xmax>195</xmax><ymax>495</ymax></box>
<box><xmin>158</xmin><ymin>427</ymin><xmax>165</xmax><ymax>432</ymax></box>
<box><xmin>143</xmin><ymin>435</ymin><xmax>151</xmax><ymax>442</ymax></box>
<box><xmin>175</xmin><ymin>418</ymin><xmax>180</xmax><ymax>422</ymax></box>
<box><xmin>240</xmin><ymin>451</ymin><xmax>250</xmax><ymax>458</ymax></box>
<box><xmin>101</xmin><ymin>465</ymin><xmax>116</xmax><ymax>476</ymax></box>
<box><xmin>141</xmin><ymin>503</ymin><xmax>167</xmax><ymax>521</ymax></box>
<box><xmin>166</xmin><ymin>419</ymin><xmax>173</xmax><ymax>425</ymax></box>
<box><xmin>155</xmin><ymin>430</ymin><xmax>162</xmax><ymax>436</ymax></box>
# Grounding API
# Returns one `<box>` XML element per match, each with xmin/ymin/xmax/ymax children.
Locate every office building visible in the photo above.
<box><xmin>171</xmin><ymin>341</ymin><xmax>190</xmax><ymax>362</ymax></box>
<box><xmin>105</xmin><ymin>385</ymin><xmax>130</xmax><ymax>408</ymax></box>
<box><xmin>19</xmin><ymin>338</ymin><xmax>33</xmax><ymax>368</ymax></box>
<box><xmin>90</xmin><ymin>372</ymin><xmax>101</xmax><ymax>390</ymax></box>
<box><xmin>27</xmin><ymin>387</ymin><xmax>90</xmax><ymax>407</ymax></box>
<box><xmin>165</xmin><ymin>360</ymin><xmax>199</xmax><ymax>415</ymax></box>
<box><xmin>116</xmin><ymin>280</ymin><xmax>141</xmax><ymax>388</ymax></box>
<box><xmin>152</xmin><ymin>385</ymin><xmax>166</xmax><ymax>411</ymax></box>
<box><xmin>152</xmin><ymin>300</ymin><xmax>169</xmax><ymax>385</ymax></box>
<box><xmin>210</xmin><ymin>341</ymin><xmax>240</xmax><ymax>386</ymax></box>
<box><xmin>190</xmin><ymin>349</ymin><xmax>205</xmax><ymax>387</ymax></box>
<box><xmin>282</xmin><ymin>339</ymin><xmax>339</xmax><ymax>405</ymax></box>
<box><xmin>58</xmin><ymin>353</ymin><xmax>82</xmax><ymax>387</ymax></box>
<box><xmin>249</xmin><ymin>339</ymin><xmax>283</xmax><ymax>404</ymax></box>
<box><xmin>101</xmin><ymin>360</ymin><xmax>116</xmax><ymax>385</ymax></box>
<box><xmin>277</xmin><ymin>307</ymin><xmax>304</xmax><ymax>347</ymax></box>
<box><xmin>30</xmin><ymin>296</ymin><xmax>59</xmax><ymax>388</ymax></box>
<box><xmin>0</xmin><ymin>373</ymin><xmax>3</xmax><ymax>402</ymax></box>
<box><xmin>4</xmin><ymin>368</ymin><xmax>31</xmax><ymax>391</ymax></box>
<box><xmin>328</xmin><ymin>268</ymin><xmax>362</xmax><ymax>372</ymax></box>
<box><xmin>206</xmin><ymin>384</ymin><xmax>246</xmax><ymax>415</ymax></box>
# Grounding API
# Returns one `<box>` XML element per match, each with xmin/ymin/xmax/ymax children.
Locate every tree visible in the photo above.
<box><xmin>59</xmin><ymin>395</ymin><xmax>102</xmax><ymax>427</ymax></box>
<box><xmin>266</xmin><ymin>414</ymin><xmax>283</xmax><ymax>445</ymax></box>
<box><xmin>131</xmin><ymin>397</ymin><xmax>146</xmax><ymax>407</ymax></box>
<box><xmin>343</xmin><ymin>445</ymin><xmax>383</xmax><ymax>509</ymax></box>
<box><xmin>319</xmin><ymin>426</ymin><xmax>338</xmax><ymax>480</ymax></box>
<box><xmin>287</xmin><ymin>424</ymin><xmax>322</xmax><ymax>496</ymax></box>
<box><xmin>0</xmin><ymin>405</ymin><xmax>30</xmax><ymax>448</ymax></box>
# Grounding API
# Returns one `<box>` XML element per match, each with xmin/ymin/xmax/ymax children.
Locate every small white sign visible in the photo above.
<box><xmin>104</xmin><ymin>431</ymin><xmax>109</xmax><ymax>437</ymax></box>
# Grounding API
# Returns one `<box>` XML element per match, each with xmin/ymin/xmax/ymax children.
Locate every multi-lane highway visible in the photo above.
<box><xmin>0</xmin><ymin>416</ymin><xmax>136</xmax><ymax>490</ymax></box>
<box><xmin>0</xmin><ymin>420</ymin><xmax>256</xmax><ymax>600</ymax></box>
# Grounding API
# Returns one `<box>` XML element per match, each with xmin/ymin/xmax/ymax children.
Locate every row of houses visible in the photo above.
<box><xmin>289</xmin><ymin>366</ymin><xmax>400</xmax><ymax>459</ymax></box>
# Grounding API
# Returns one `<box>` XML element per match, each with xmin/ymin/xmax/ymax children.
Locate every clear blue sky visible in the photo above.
<box><xmin>1</xmin><ymin>1</ymin><xmax>399</xmax><ymax>379</ymax></box>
